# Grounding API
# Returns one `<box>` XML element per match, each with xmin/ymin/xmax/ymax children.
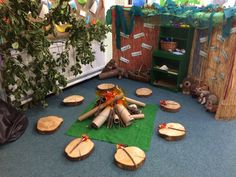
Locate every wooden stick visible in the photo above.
<box><xmin>107</xmin><ymin>108</ymin><xmax>114</xmax><ymax>128</ymax></box>
<box><xmin>130</xmin><ymin>114</ymin><xmax>145</xmax><ymax>120</ymax></box>
<box><xmin>78</xmin><ymin>93</ymin><xmax>124</xmax><ymax>121</ymax></box>
<box><xmin>159</xmin><ymin>123</ymin><xmax>186</xmax><ymax>141</ymax></box>
<box><xmin>160</xmin><ymin>126</ymin><xmax>186</xmax><ymax>132</ymax></box>
<box><xmin>125</xmin><ymin>97</ymin><xmax>146</xmax><ymax>107</ymax></box>
<box><xmin>119</xmin><ymin>118</ymin><xmax>126</xmax><ymax>127</ymax></box>
<box><xmin>166</xmin><ymin>127</ymin><xmax>186</xmax><ymax>132</ymax></box>
<box><xmin>114</xmin><ymin>146</ymin><xmax>146</xmax><ymax>170</ymax></box>
<box><xmin>69</xmin><ymin>138</ymin><xmax>85</xmax><ymax>154</ymax></box>
<box><xmin>65</xmin><ymin>137</ymin><xmax>94</xmax><ymax>160</ymax></box>
<box><xmin>120</xmin><ymin>147</ymin><xmax>137</xmax><ymax>168</ymax></box>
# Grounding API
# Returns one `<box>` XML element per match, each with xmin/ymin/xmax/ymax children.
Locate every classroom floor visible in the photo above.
<box><xmin>1</xmin><ymin>77</ymin><xmax>236</xmax><ymax>177</ymax></box>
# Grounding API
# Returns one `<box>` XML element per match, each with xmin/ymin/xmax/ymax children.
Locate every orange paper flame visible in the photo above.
<box><xmin>96</xmin><ymin>86</ymin><xmax>126</xmax><ymax>107</ymax></box>
<box><xmin>117</xmin><ymin>99</ymin><xmax>124</xmax><ymax>105</ymax></box>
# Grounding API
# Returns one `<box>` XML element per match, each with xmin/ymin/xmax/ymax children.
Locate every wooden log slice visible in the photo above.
<box><xmin>114</xmin><ymin>146</ymin><xmax>146</xmax><ymax>170</ymax></box>
<box><xmin>63</xmin><ymin>95</ymin><xmax>84</xmax><ymax>106</ymax></box>
<box><xmin>97</xmin><ymin>83</ymin><xmax>115</xmax><ymax>91</ymax></box>
<box><xmin>65</xmin><ymin>137</ymin><xmax>94</xmax><ymax>161</ymax></box>
<box><xmin>37</xmin><ymin>116</ymin><xmax>63</xmax><ymax>134</ymax></box>
<box><xmin>135</xmin><ymin>88</ymin><xmax>152</xmax><ymax>97</ymax></box>
<box><xmin>160</xmin><ymin>100</ymin><xmax>181</xmax><ymax>113</ymax></box>
<box><xmin>158</xmin><ymin>122</ymin><xmax>186</xmax><ymax>141</ymax></box>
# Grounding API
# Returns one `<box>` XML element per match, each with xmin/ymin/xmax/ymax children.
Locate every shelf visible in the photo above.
<box><xmin>159</xmin><ymin>35</ymin><xmax>187</xmax><ymax>41</ymax></box>
<box><xmin>153</xmin><ymin>50</ymin><xmax>185</xmax><ymax>61</ymax></box>
<box><xmin>152</xmin><ymin>65</ymin><xmax>178</xmax><ymax>76</ymax></box>
<box><xmin>159</xmin><ymin>26</ymin><xmax>193</xmax><ymax>40</ymax></box>
<box><xmin>160</xmin><ymin>26</ymin><xmax>191</xmax><ymax>29</ymax></box>
<box><xmin>152</xmin><ymin>80</ymin><xmax>178</xmax><ymax>91</ymax></box>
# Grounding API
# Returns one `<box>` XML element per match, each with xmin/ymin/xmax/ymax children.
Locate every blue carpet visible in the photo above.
<box><xmin>0</xmin><ymin>77</ymin><xmax>236</xmax><ymax>177</ymax></box>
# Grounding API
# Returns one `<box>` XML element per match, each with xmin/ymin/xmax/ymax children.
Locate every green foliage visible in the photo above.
<box><xmin>174</xmin><ymin>0</ymin><xmax>200</xmax><ymax>5</ymax></box>
<box><xmin>0</xmin><ymin>0</ymin><xmax>110</xmax><ymax>108</ymax></box>
<box><xmin>160</xmin><ymin>0</ymin><xmax>200</xmax><ymax>6</ymax></box>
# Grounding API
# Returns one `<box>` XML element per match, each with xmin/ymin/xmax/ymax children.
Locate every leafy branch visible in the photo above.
<box><xmin>0</xmin><ymin>0</ymin><xmax>110</xmax><ymax>108</ymax></box>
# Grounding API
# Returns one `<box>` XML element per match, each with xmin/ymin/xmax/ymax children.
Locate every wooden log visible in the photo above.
<box><xmin>78</xmin><ymin>93</ymin><xmax>124</xmax><ymax>121</ymax></box>
<box><xmin>64</xmin><ymin>136</ymin><xmax>94</xmax><ymax>161</ymax></box>
<box><xmin>125</xmin><ymin>97</ymin><xmax>146</xmax><ymax>107</ymax></box>
<box><xmin>91</xmin><ymin>106</ymin><xmax>111</xmax><ymax>129</ymax></box>
<box><xmin>114</xmin><ymin>146</ymin><xmax>146</xmax><ymax>170</ymax></box>
<box><xmin>130</xmin><ymin>114</ymin><xmax>145</xmax><ymax>120</ymax></box>
<box><xmin>101</xmin><ymin>59</ymin><xmax>118</xmax><ymax>73</ymax></box>
<box><xmin>36</xmin><ymin>116</ymin><xmax>63</xmax><ymax>134</ymax></box>
<box><xmin>160</xmin><ymin>100</ymin><xmax>181</xmax><ymax>113</ymax></box>
<box><xmin>158</xmin><ymin>122</ymin><xmax>186</xmax><ymax>141</ymax></box>
<box><xmin>99</xmin><ymin>69</ymin><xmax>119</xmax><ymax>79</ymax></box>
<box><xmin>116</xmin><ymin>104</ymin><xmax>133</xmax><ymax>126</ymax></box>
<box><xmin>63</xmin><ymin>95</ymin><xmax>84</xmax><ymax>106</ymax></box>
<box><xmin>135</xmin><ymin>88</ymin><xmax>152</xmax><ymax>97</ymax></box>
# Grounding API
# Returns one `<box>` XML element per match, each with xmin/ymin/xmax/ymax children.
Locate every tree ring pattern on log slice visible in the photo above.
<box><xmin>65</xmin><ymin>138</ymin><xmax>95</xmax><ymax>161</ymax></box>
<box><xmin>114</xmin><ymin>146</ymin><xmax>146</xmax><ymax>170</ymax></box>
<box><xmin>63</xmin><ymin>95</ymin><xmax>84</xmax><ymax>106</ymax></box>
<box><xmin>135</xmin><ymin>88</ymin><xmax>152</xmax><ymax>97</ymax></box>
<box><xmin>160</xmin><ymin>100</ymin><xmax>181</xmax><ymax>113</ymax></box>
<box><xmin>36</xmin><ymin>116</ymin><xmax>63</xmax><ymax>134</ymax></box>
<box><xmin>158</xmin><ymin>122</ymin><xmax>186</xmax><ymax>141</ymax></box>
<box><xmin>97</xmin><ymin>83</ymin><xmax>115</xmax><ymax>91</ymax></box>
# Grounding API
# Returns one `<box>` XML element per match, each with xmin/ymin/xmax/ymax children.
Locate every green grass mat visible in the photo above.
<box><xmin>66</xmin><ymin>103</ymin><xmax>158</xmax><ymax>151</ymax></box>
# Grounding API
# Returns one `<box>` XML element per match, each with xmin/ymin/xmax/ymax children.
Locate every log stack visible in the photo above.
<box><xmin>99</xmin><ymin>60</ymin><xmax>125</xmax><ymax>79</ymax></box>
<box><xmin>78</xmin><ymin>84</ymin><xmax>146</xmax><ymax>129</ymax></box>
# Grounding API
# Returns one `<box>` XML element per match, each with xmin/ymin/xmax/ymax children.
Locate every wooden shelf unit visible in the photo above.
<box><xmin>151</xmin><ymin>26</ymin><xmax>194</xmax><ymax>91</ymax></box>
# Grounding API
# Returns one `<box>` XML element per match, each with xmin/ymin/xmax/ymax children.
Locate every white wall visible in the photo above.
<box><xmin>104</xmin><ymin>0</ymin><xmax>115</xmax><ymax>63</ymax></box>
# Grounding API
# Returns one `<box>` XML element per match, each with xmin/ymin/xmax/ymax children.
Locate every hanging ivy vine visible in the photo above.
<box><xmin>0</xmin><ymin>0</ymin><xmax>110</xmax><ymax>108</ymax></box>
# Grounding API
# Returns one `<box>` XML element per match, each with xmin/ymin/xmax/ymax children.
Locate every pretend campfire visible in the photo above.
<box><xmin>78</xmin><ymin>83</ymin><xmax>146</xmax><ymax>129</ymax></box>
